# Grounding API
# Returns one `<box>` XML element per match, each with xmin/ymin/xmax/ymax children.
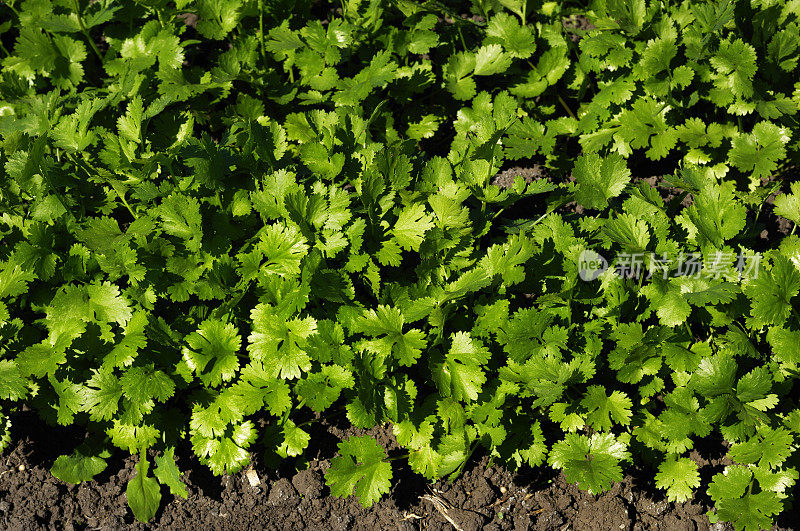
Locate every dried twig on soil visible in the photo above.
<box><xmin>421</xmin><ymin>493</ymin><xmax>464</xmax><ymax>531</ymax></box>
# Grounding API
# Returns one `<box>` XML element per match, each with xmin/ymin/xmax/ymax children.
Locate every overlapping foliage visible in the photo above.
<box><xmin>1</xmin><ymin>0</ymin><xmax>800</xmax><ymax>528</ymax></box>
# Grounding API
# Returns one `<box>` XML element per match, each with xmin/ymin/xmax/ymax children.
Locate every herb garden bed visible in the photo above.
<box><xmin>7</xmin><ymin>408</ymin><xmax>792</xmax><ymax>530</ymax></box>
<box><xmin>2</xmin><ymin>0</ymin><xmax>800</xmax><ymax>529</ymax></box>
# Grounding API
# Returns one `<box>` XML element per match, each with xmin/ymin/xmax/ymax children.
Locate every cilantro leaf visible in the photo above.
<box><xmin>183</xmin><ymin>319</ymin><xmax>241</xmax><ymax>387</ymax></box>
<box><xmin>709</xmin><ymin>466</ymin><xmax>783</xmax><ymax>531</ymax></box>
<box><xmin>326</xmin><ymin>436</ymin><xmax>392</xmax><ymax>508</ymax></box>
<box><xmin>548</xmin><ymin>433</ymin><xmax>630</xmax><ymax>495</ymax></box>
<box><xmin>247</xmin><ymin>304</ymin><xmax>316</xmax><ymax>379</ymax></box>
<box><xmin>655</xmin><ymin>457</ymin><xmax>701</xmax><ymax>503</ymax></box>
<box><xmin>431</xmin><ymin>332</ymin><xmax>491</xmax><ymax>402</ymax></box>
<box><xmin>573</xmin><ymin>153</ymin><xmax>631</xmax><ymax>209</ymax></box>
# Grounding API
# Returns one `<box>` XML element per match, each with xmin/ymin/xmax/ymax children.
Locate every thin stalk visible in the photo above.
<box><xmin>5</xmin><ymin>1</ymin><xmax>21</xmax><ymax>17</ymax></box>
<box><xmin>491</xmin><ymin>207</ymin><xmax>506</xmax><ymax>220</ymax></box>
<box><xmin>557</xmin><ymin>94</ymin><xmax>577</xmax><ymax>120</ymax></box>
<box><xmin>69</xmin><ymin>153</ymin><xmax>137</xmax><ymax>219</ymax></box>
<box><xmin>111</xmin><ymin>182</ymin><xmax>138</xmax><ymax>220</ymax></box>
<box><xmin>72</xmin><ymin>0</ymin><xmax>103</xmax><ymax>62</ymax></box>
<box><xmin>457</xmin><ymin>26</ymin><xmax>467</xmax><ymax>50</ymax></box>
<box><xmin>258</xmin><ymin>0</ymin><xmax>266</xmax><ymax>64</ymax></box>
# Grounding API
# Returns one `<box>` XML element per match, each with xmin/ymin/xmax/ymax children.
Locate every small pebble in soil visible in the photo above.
<box><xmin>17</xmin><ymin>465</ymin><xmax>25</xmax><ymax>472</ymax></box>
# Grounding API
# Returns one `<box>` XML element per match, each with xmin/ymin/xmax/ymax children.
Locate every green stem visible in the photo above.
<box><xmin>491</xmin><ymin>207</ymin><xmax>506</xmax><ymax>220</ymax></box>
<box><xmin>72</xmin><ymin>0</ymin><xmax>103</xmax><ymax>62</ymax></box>
<box><xmin>457</xmin><ymin>26</ymin><xmax>467</xmax><ymax>50</ymax></box>
<box><xmin>557</xmin><ymin>94</ymin><xmax>577</xmax><ymax>120</ymax></box>
<box><xmin>69</xmin><ymin>153</ymin><xmax>137</xmax><ymax>219</ymax></box>
<box><xmin>111</xmin><ymin>182</ymin><xmax>138</xmax><ymax>220</ymax></box>
<box><xmin>258</xmin><ymin>0</ymin><xmax>266</xmax><ymax>64</ymax></box>
<box><xmin>5</xmin><ymin>1</ymin><xmax>20</xmax><ymax>17</ymax></box>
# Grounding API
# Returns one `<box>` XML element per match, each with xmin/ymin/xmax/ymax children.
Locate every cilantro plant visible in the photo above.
<box><xmin>1</xmin><ymin>0</ymin><xmax>800</xmax><ymax>529</ymax></box>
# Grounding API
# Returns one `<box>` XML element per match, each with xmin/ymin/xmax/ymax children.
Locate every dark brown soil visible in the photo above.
<box><xmin>563</xmin><ymin>15</ymin><xmax>596</xmax><ymax>42</ymax></box>
<box><xmin>0</xmin><ymin>409</ymin><xmax>748</xmax><ymax>531</ymax></box>
<box><xmin>493</xmin><ymin>165</ymin><xmax>549</xmax><ymax>189</ymax></box>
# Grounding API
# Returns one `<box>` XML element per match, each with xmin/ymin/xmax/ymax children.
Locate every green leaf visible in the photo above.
<box><xmin>473</xmin><ymin>44</ymin><xmax>512</xmax><ymax>76</ymax></box>
<box><xmin>247</xmin><ymin>304</ymin><xmax>316</xmax><ymax>379</ymax></box>
<box><xmin>573</xmin><ymin>153</ymin><xmax>631</xmax><ymax>209</ymax></box>
<box><xmin>641</xmin><ymin>278</ymin><xmax>691</xmax><ymax>327</ymax></box>
<box><xmin>729</xmin><ymin>122</ymin><xmax>789</xmax><ymax>184</ymax></box>
<box><xmin>391</xmin><ymin>203</ymin><xmax>434</xmax><ymax>252</ymax></box>
<box><xmin>655</xmin><ymin>457</ymin><xmax>700</xmax><ymax>503</ymax></box>
<box><xmin>692</xmin><ymin>354</ymin><xmax>737</xmax><ymax>398</ymax></box>
<box><xmin>444</xmin><ymin>52</ymin><xmax>477</xmax><ymax>100</ymax></box>
<box><xmin>431</xmin><ymin>332</ymin><xmax>491</xmax><ymax>402</ymax></box>
<box><xmin>0</xmin><ymin>411</ymin><xmax>10</xmax><ymax>454</ymax></box>
<box><xmin>196</xmin><ymin>0</ymin><xmax>242</xmax><ymax>40</ymax></box>
<box><xmin>548</xmin><ymin>433</ymin><xmax>630</xmax><ymax>494</ymax></box>
<box><xmin>325</xmin><ymin>436</ymin><xmax>392</xmax><ymax>508</ymax></box>
<box><xmin>154</xmin><ymin>447</ymin><xmax>188</xmax><ymax>498</ymax></box>
<box><xmin>729</xmin><ymin>426</ymin><xmax>794</xmax><ymax>470</ymax></box>
<box><xmin>710</xmin><ymin>39</ymin><xmax>758</xmax><ymax>100</ymax></box>
<box><xmin>183</xmin><ymin>319</ymin><xmax>241</xmax><ymax>387</ymax></box>
<box><xmin>485</xmin><ymin>13</ymin><xmax>536</xmax><ymax>58</ymax></box>
<box><xmin>773</xmin><ymin>181</ymin><xmax>800</xmax><ymax>225</ymax></box>
<box><xmin>80</xmin><ymin>368</ymin><xmax>123</xmax><ymax>421</ymax></box>
<box><xmin>296</xmin><ymin>365</ymin><xmax>355</xmax><ymax>412</ymax></box>
<box><xmin>277</xmin><ymin>419</ymin><xmax>310</xmax><ymax>458</ymax></box>
<box><xmin>157</xmin><ymin>194</ymin><xmax>203</xmax><ymax>252</ymax></box>
<box><xmin>255</xmin><ymin>223</ymin><xmax>309</xmax><ymax>277</ymax></box>
<box><xmin>0</xmin><ymin>360</ymin><xmax>27</xmax><ymax>400</ymax></box>
<box><xmin>117</xmin><ymin>96</ymin><xmax>144</xmax><ymax>144</ymax></box>
<box><xmin>581</xmin><ymin>386</ymin><xmax>632</xmax><ymax>430</ymax></box>
<box><xmin>51</xmin><ymin>444</ymin><xmax>110</xmax><ymax>485</ymax></box>
<box><xmin>0</xmin><ymin>260</ymin><xmax>36</xmax><ymax>299</ymax></box>
<box><xmin>126</xmin><ymin>453</ymin><xmax>162</xmax><ymax>523</ymax></box>
<box><xmin>708</xmin><ymin>466</ymin><xmax>783</xmax><ymax>531</ymax></box>
<box><xmin>744</xmin><ymin>253</ymin><xmax>800</xmax><ymax>328</ymax></box>
<box><xmin>603</xmin><ymin>213</ymin><xmax>650</xmax><ymax>254</ymax></box>
<box><xmin>685</xmin><ymin>182</ymin><xmax>747</xmax><ymax>249</ymax></box>
<box><xmin>354</xmin><ymin>306</ymin><xmax>426</xmax><ymax>367</ymax></box>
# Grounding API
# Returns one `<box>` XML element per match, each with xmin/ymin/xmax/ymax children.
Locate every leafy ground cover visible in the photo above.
<box><xmin>1</xmin><ymin>0</ymin><xmax>800</xmax><ymax>529</ymax></box>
